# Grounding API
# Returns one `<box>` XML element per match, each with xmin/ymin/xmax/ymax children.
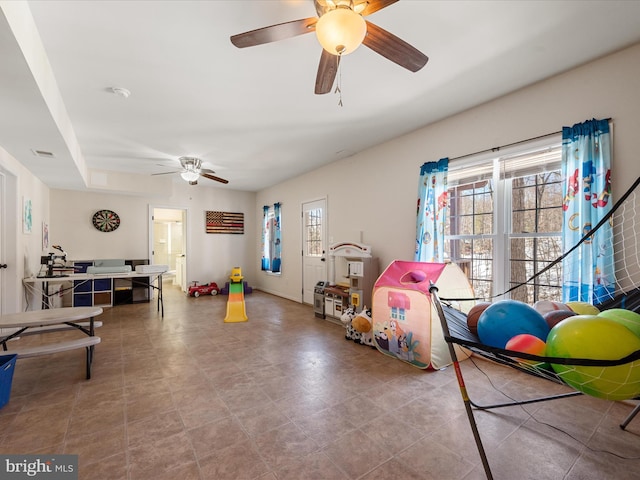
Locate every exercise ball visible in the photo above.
<box><xmin>546</xmin><ymin>315</ymin><xmax>640</xmax><ymax>401</ymax></box>
<box><xmin>477</xmin><ymin>300</ymin><xmax>549</xmax><ymax>349</ymax></box>
<box><xmin>598</xmin><ymin>309</ymin><xmax>640</xmax><ymax>338</ymax></box>
<box><xmin>543</xmin><ymin>309</ymin><xmax>576</xmax><ymax>329</ymax></box>
<box><xmin>566</xmin><ymin>301</ymin><xmax>600</xmax><ymax>315</ymax></box>
<box><xmin>505</xmin><ymin>334</ymin><xmax>547</xmax><ymax>366</ymax></box>
<box><xmin>533</xmin><ymin>300</ymin><xmax>571</xmax><ymax>316</ymax></box>
<box><xmin>466</xmin><ymin>302</ymin><xmax>491</xmax><ymax>336</ymax></box>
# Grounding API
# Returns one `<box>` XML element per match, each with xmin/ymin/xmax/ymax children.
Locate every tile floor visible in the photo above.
<box><xmin>1</xmin><ymin>285</ymin><xmax>639</xmax><ymax>479</ymax></box>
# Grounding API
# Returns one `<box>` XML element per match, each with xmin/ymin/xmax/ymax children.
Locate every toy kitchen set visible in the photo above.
<box><xmin>314</xmin><ymin>242</ymin><xmax>378</xmax><ymax>323</ymax></box>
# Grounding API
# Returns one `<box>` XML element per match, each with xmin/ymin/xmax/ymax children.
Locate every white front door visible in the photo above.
<box><xmin>302</xmin><ymin>198</ymin><xmax>327</xmax><ymax>305</ymax></box>
<box><xmin>0</xmin><ymin>168</ymin><xmax>18</xmax><ymax>314</ymax></box>
<box><xmin>0</xmin><ymin>172</ymin><xmax>4</xmax><ymax>314</ymax></box>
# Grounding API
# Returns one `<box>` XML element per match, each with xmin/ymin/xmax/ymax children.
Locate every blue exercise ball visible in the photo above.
<box><xmin>477</xmin><ymin>300</ymin><xmax>549</xmax><ymax>349</ymax></box>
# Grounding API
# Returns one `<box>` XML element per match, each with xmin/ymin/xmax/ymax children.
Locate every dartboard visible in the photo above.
<box><xmin>92</xmin><ymin>209</ymin><xmax>121</xmax><ymax>232</ymax></box>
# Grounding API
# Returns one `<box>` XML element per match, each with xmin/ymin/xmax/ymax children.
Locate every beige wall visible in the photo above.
<box><xmin>256</xmin><ymin>42</ymin><xmax>640</xmax><ymax>303</ymax></box>
<box><xmin>50</xmin><ymin>184</ymin><xmax>256</xmax><ymax>290</ymax></box>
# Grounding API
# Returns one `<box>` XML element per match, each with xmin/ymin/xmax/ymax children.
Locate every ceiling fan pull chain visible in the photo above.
<box><xmin>335</xmin><ymin>55</ymin><xmax>343</xmax><ymax>107</ymax></box>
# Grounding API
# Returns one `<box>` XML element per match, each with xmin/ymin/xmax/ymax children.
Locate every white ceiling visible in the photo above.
<box><xmin>2</xmin><ymin>0</ymin><xmax>640</xmax><ymax>192</ymax></box>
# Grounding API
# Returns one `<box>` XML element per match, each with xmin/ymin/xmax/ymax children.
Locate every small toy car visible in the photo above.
<box><xmin>188</xmin><ymin>281</ymin><xmax>219</xmax><ymax>297</ymax></box>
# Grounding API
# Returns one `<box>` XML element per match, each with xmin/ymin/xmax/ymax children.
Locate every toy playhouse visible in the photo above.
<box><xmin>372</xmin><ymin>260</ymin><xmax>475</xmax><ymax>369</ymax></box>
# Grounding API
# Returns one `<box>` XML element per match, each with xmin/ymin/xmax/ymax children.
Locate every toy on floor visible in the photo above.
<box><xmin>340</xmin><ymin>306</ymin><xmax>361</xmax><ymax>343</ymax></box>
<box><xmin>372</xmin><ymin>261</ymin><xmax>474</xmax><ymax>369</ymax></box>
<box><xmin>188</xmin><ymin>281</ymin><xmax>219</xmax><ymax>297</ymax></box>
<box><xmin>220</xmin><ymin>281</ymin><xmax>253</xmax><ymax>295</ymax></box>
<box><xmin>340</xmin><ymin>306</ymin><xmax>375</xmax><ymax>348</ymax></box>
<box><xmin>224</xmin><ymin>267</ymin><xmax>248</xmax><ymax>323</ymax></box>
<box><xmin>352</xmin><ymin>307</ymin><xmax>375</xmax><ymax>347</ymax></box>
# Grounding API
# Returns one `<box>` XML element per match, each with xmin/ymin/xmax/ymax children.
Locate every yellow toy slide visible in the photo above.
<box><xmin>224</xmin><ymin>267</ymin><xmax>248</xmax><ymax>323</ymax></box>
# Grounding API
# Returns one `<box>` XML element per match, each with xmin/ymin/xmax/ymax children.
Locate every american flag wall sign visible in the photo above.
<box><xmin>206</xmin><ymin>211</ymin><xmax>244</xmax><ymax>234</ymax></box>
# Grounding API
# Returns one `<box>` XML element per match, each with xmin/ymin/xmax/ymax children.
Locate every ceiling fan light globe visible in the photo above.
<box><xmin>315</xmin><ymin>7</ymin><xmax>366</xmax><ymax>56</ymax></box>
<box><xmin>181</xmin><ymin>170</ymin><xmax>200</xmax><ymax>182</ymax></box>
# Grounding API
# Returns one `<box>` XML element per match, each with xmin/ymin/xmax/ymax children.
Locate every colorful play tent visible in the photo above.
<box><xmin>372</xmin><ymin>261</ymin><xmax>475</xmax><ymax>369</ymax></box>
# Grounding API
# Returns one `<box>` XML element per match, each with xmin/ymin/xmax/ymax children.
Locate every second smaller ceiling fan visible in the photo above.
<box><xmin>153</xmin><ymin>156</ymin><xmax>229</xmax><ymax>185</ymax></box>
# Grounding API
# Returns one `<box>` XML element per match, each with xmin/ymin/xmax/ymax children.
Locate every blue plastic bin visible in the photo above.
<box><xmin>0</xmin><ymin>354</ymin><xmax>17</xmax><ymax>409</ymax></box>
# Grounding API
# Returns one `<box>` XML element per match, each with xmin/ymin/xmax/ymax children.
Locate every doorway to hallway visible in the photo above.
<box><xmin>150</xmin><ymin>207</ymin><xmax>187</xmax><ymax>292</ymax></box>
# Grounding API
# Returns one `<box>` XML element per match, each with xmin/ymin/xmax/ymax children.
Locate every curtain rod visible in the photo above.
<box><xmin>448</xmin><ymin>130</ymin><xmax>562</xmax><ymax>162</ymax></box>
<box><xmin>448</xmin><ymin>118</ymin><xmax>612</xmax><ymax>162</ymax></box>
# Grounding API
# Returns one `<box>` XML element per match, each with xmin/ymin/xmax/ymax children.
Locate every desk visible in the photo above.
<box><xmin>23</xmin><ymin>272</ymin><xmax>165</xmax><ymax>316</ymax></box>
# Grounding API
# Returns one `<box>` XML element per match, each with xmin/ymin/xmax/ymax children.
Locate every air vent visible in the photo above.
<box><xmin>31</xmin><ymin>149</ymin><xmax>55</xmax><ymax>158</ymax></box>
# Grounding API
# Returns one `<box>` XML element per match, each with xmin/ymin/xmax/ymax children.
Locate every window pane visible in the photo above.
<box><xmin>475</xmin><ymin>213</ymin><xmax>493</xmax><ymax>235</ymax></box>
<box><xmin>448</xmin><ymin>181</ymin><xmax>494</xmax><ymax>236</ymax></box>
<box><xmin>474</xmin><ymin>191</ymin><xmax>493</xmax><ymax>214</ymax></box>
<box><xmin>459</xmin><ymin>215</ymin><xmax>473</xmax><ymax>235</ymax></box>
<box><xmin>511</xmin><ymin>172</ymin><xmax>562</xmax><ymax>234</ymax></box>
<box><xmin>305</xmin><ymin>208</ymin><xmax>322</xmax><ymax>257</ymax></box>
<box><xmin>538</xmin><ymin>208</ymin><xmax>562</xmax><ymax>233</ymax></box>
<box><xmin>509</xmin><ymin>236</ymin><xmax>562</xmax><ymax>303</ymax></box>
<box><xmin>445</xmin><ymin>237</ymin><xmax>494</xmax><ymax>299</ymax></box>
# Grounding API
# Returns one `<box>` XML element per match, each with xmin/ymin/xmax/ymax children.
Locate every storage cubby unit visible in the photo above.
<box><xmin>70</xmin><ymin>259</ymin><xmax>151</xmax><ymax>308</ymax></box>
<box><xmin>72</xmin><ymin>261</ymin><xmax>112</xmax><ymax>307</ymax></box>
<box><xmin>72</xmin><ymin>278</ymin><xmax>93</xmax><ymax>307</ymax></box>
<box><xmin>128</xmin><ymin>259</ymin><xmax>150</xmax><ymax>304</ymax></box>
<box><xmin>92</xmin><ymin>278</ymin><xmax>113</xmax><ymax>307</ymax></box>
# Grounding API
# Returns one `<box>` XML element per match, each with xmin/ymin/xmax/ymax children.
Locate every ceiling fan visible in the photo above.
<box><xmin>230</xmin><ymin>0</ymin><xmax>428</xmax><ymax>94</ymax></box>
<box><xmin>152</xmin><ymin>156</ymin><xmax>229</xmax><ymax>185</ymax></box>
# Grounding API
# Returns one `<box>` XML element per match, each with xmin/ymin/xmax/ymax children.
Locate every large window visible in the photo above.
<box><xmin>445</xmin><ymin>141</ymin><xmax>563</xmax><ymax>303</ymax></box>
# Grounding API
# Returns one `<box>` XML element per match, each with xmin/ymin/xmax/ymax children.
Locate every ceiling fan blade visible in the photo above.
<box><xmin>201</xmin><ymin>173</ymin><xmax>229</xmax><ymax>184</ymax></box>
<box><xmin>314</xmin><ymin>0</ymin><xmax>328</xmax><ymax>17</ymax></box>
<box><xmin>151</xmin><ymin>170</ymin><xmax>181</xmax><ymax>176</ymax></box>
<box><xmin>230</xmin><ymin>18</ymin><xmax>317</xmax><ymax>48</ymax></box>
<box><xmin>358</xmin><ymin>0</ymin><xmax>399</xmax><ymax>16</ymax></box>
<box><xmin>363</xmin><ymin>21</ymin><xmax>428</xmax><ymax>72</ymax></box>
<box><xmin>315</xmin><ymin>49</ymin><xmax>340</xmax><ymax>94</ymax></box>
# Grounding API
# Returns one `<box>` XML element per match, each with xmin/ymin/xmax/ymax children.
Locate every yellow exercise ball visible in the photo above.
<box><xmin>565</xmin><ymin>301</ymin><xmax>600</xmax><ymax>315</ymax></box>
<box><xmin>546</xmin><ymin>314</ymin><xmax>640</xmax><ymax>401</ymax></box>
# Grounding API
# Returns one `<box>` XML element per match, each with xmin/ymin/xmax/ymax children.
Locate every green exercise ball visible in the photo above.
<box><xmin>546</xmin><ymin>315</ymin><xmax>640</xmax><ymax>401</ymax></box>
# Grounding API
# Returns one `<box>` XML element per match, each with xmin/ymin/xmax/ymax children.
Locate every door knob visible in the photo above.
<box><xmin>0</xmin><ymin>264</ymin><xmax>7</xmax><ymax>269</ymax></box>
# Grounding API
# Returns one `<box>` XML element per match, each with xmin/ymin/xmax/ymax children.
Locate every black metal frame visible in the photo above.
<box><xmin>429</xmin><ymin>283</ymin><xmax>639</xmax><ymax>480</ymax></box>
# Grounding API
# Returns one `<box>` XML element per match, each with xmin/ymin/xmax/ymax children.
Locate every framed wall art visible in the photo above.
<box><xmin>42</xmin><ymin>222</ymin><xmax>49</xmax><ymax>249</ymax></box>
<box><xmin>23</xmin><ymin>197</ymin><xmax>32</xmax><ymax>234</ymax></box>
<box><xmin>205</xmin><ymin>211</ymin><xmax>244</xmax><ymax>234</ymax></box>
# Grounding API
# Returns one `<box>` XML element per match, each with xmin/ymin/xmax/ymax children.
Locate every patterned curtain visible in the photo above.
<box><xmin>415</xmin><ymin>158</ymin><xmax>448</xmax><ymax>262</ymax></box>
<box><xmin>272</xmin><ymin>202</ymin><xmax>282</xmax><ymax>273</ymax></box>
<box><xmin>561</xmin><ymin>118</ymin><xmax>614</xmax><ymax>304</ymax></box>
<box><xmin>261</xmin><ymin>206</ymin><xmax>270</xmax><ymax>271</ymax></box>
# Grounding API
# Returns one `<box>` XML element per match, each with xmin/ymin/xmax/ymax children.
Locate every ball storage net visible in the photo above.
<box><xmin>436</xmin><ymin>176</ymin><xmax>640</xmax><ymax>402</ymax></box>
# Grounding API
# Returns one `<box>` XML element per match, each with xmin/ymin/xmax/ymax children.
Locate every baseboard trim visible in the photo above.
<box><xmin>253</xmin><ymin>287</ymin><xmax>304</xmax><ymax>305</ymax></box>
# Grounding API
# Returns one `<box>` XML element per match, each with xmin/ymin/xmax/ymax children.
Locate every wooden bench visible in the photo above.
<box><xmin>4</xmin><ymin>336</ymin><xmax>101</xmax><ymax>379</ymax></box>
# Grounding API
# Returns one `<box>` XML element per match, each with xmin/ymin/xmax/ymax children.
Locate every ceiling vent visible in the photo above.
<box><xmin>31</xmin><ymin>149</ymin><xmax>55</xmax><ymax>158</ymax></box>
